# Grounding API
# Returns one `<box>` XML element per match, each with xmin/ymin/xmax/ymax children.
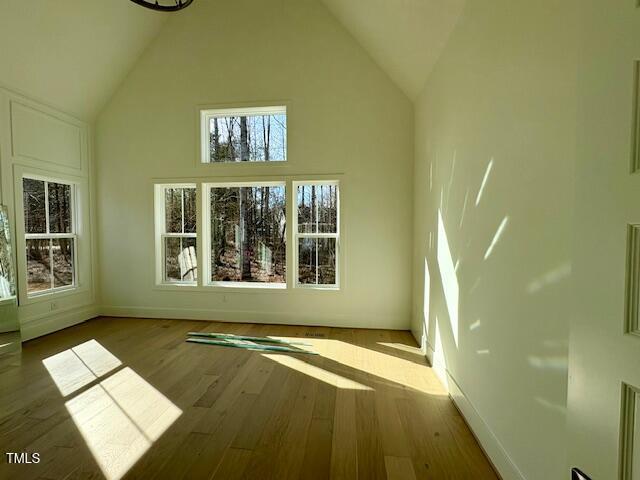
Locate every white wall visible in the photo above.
<box><xmin>0</xmin><ymin>0</ymin><xmax>166</xmax><ymax>120</ymax></box>
<box><xmin>0</xmin><ymin>88</ymin><xmax>99</xmax><ymax>339</ymax></box>
<box><xmin>95</xmin><ymin>0</ymin><xmax>414</xmax><ymax>329</ymax></box>
<box><xmin>411</xmin><ymin>1</ymin><xmax>577</xmax><ymax>478</ymax></box>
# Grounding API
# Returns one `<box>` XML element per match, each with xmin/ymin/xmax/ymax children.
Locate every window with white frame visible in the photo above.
<box><xmin>295</xmin><ymin>182</ymin><xmax>339</xmax><ymax>287</ymax></box>
<box><xmin>22</xmin><ymin>177</ymin><xmax>77</xmax><ymax>295</ymax></box>
<box><xmin>200</xmin><ymin>106</ymin><xmax>287</xmax><ymax>163</ymax></box>
<box><xmin>157</xmin><ymin>185</ymin><xmax>197</xmax><ymax>284</ymax></box>
<box><xmin>206</xmin><ymin>182</ymin><xmax>286</xmax><ymax>285</ymax></box>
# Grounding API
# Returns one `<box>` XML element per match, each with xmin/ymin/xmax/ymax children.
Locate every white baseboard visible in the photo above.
<box><xmin>446</xmin><ymin>371</ymin><xmax>526</xmax><ymax>480</ymax></box>
<box><xmin>20</xmin><ymin>304</ymin><xmax>100</xmax><ymax>341</ymax></box>
<box><xmin>410</xmin><ymin>323</ymin><xmax>524</xmax><ymax>480</ymax></box>
<box><xmin>99</xmin><ymin>305</ymin><xmax>408</xmax><ymax>330</ymax></box>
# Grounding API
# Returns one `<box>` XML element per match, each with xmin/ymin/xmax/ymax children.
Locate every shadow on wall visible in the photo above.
<box><xmin>418</xmin><ymin>154</ymin><xmax>570</xmax><ymax>414</ymax></box>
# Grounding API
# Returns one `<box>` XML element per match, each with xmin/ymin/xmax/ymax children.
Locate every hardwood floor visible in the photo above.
<box><xmin>0</xmin><ymin>317</ymin><xmax>498</xmax><ymax>480</ymax></box>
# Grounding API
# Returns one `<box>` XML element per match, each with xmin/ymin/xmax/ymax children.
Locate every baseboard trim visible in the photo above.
<box><xmin>20</xmin><ymin>304</ymin><xmax>100</xmax><ymax>341</ymax></box>
<box><xmin>446</xmin><ymin>371</ymin><xmax>526</xmax><ymax>480</ymax></box>
<box><xmin>99</xmin><ymin>305</ymin><xmax>408</xmax><ymax>330</ymax></box>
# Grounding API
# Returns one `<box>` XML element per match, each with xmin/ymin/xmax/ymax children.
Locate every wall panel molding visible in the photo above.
<box><xmin>620</xmin><ymin>383</ymin><xmax>640</xmax><ymax>480</ymax></box>
<box><xmin>10</xmin><ymin>100</ymin><xmax>84</xmax><ymax>172</ymax></box>
<box><xmin>632</xmin><ymin>61</ymin><xmax>640</xmax><ymax>173</ymax></box>
<box><xmin>625</xmin><ymin>224</ymin><xmax>640</xmax><ymax>336</ymax></box>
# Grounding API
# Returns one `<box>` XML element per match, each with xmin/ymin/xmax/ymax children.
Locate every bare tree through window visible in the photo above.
<box><xmin>162</xmin><ymin>187</ymin><xmax>197</xmax><ymax>283</ymax></box>
<box><xmin>296</xmin><ymin>183</ymin><xmax>339</xmax><ymax>286</ymax></box>
<box><xmin>23</xmin><ymin>178</ymin><xmax>75</xmax><ymax>294</ymax></box>
<box><xmin>203</xmin><ymin>107</ymin><xmax>287</xmax><ymax>163</ymax></box>
<box><xmin>210</xmin><ymin>184</ymin><xmax>286</xmax><ymax>283</ymax></box>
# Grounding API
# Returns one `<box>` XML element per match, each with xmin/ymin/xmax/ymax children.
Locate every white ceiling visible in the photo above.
<box><xmin>321</xmin><ymin>0</ymin><xmax>465</xmax><ymax>99</ymax></box>
<box><xmin>0</xmin><ymin>0</ymin><xmax>167</xmax><ymax>120</ymax></box>
<box><xmin>0</xmin><ymin>0</ymin><xmax>463</xmax><ymax>119</ymax></box>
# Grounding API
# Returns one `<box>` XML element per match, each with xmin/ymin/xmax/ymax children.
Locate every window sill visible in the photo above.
<box><xmin>0</xmin><ymin>296</ymin><xmax>17</xmax><ymax>305</ymax></box>
<box><xmin>295</xmin><ymin>285</ymin><xmax>340</xmax><ymax>292</ymax></box>
<box><xmin>198</xmin><ymin>160</ymin><xmax>288</xmax><ymax>166</ymax></box>
<box><xmin>153</xmin><ymin>283</ymin><xmax>287</xmax><ymax>293</ymax></box>
<box><xmin>152</xmin><ymin>283</ymin><xmax>342</xmax><ymax>294</ymax></box>
<box><xmin>23</xmin><ymin>285</ymin><xmax>83</xmax><ymax>305</ymax></box>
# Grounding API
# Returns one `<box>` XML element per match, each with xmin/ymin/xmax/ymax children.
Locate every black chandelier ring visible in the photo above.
<box><xmin>129</xmin><ymin>0</ymin><xmax>195</xmax><ymax>12</ymax></box>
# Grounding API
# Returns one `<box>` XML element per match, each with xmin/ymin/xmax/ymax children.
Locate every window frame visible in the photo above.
<box><xmin>199</xmin><ymin>105</ymin><xmax>288</xmax><ymax>165</ymax></box>
<box><xmin>154</xmin><ymin>183</ymin><xmax>198</xmax><ymax>286</ymax></box>
<box><xmin>21</xmin><ymin>174</ymin><xmax>79</xmax><ymax>298</ymax></box>
<box><xmin>292</xmin><ymin>180</ymin><xmax>340</xmax><ymax>290</ymax></box>
<box><xmin>202</xmin><ymin>181</ymin><xmax>287</xmax><ymax>289</ymax></box>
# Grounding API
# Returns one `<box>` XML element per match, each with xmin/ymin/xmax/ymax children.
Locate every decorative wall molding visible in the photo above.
<box><xmin>620</xmin><ymin>383</ymin><xmax>640</xmax><ymax>480</ymax></box>
<box><xmin>625</xmin><ymin>224</ymin><xmax>640</xmax><ymax>336</ymax></box>
<box><xmin>10</xmin><ymin>100</ymin><xmax>83</xmax><ymax>172</ymax></box>
<box><xmin>632</xmin><ymin>61</ymin><xmax>640</xmax><ymax>173</ymax></box>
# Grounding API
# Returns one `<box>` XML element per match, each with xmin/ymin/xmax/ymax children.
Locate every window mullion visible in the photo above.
<box><xmin>49</xmin><ymin>238</ymin><xmax>54</xmax><ymax>290</ymax></box>
<box><xmin>181</xmin><ymin>188</ymin><xmax>185</xmax><ymax>235</ymax></box>
<box><xmin>44</xmin><ymin>181</ymin><xmax>50</xmax><ymax>235</ymax></box>
<box><xmin>179</xmin><ymin>237</ymin><xmax>183</xmax><ymax>281</ymax></box>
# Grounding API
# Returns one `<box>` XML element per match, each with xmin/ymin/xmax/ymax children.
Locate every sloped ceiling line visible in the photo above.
<box><xmin>321</xmin><ymin>0</ymin><xmax>466</xmax><ymax>99</ymax></box>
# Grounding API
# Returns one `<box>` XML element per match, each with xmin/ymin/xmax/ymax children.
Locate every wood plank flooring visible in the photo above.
<box><xmin>0</xmin><ymin>317</ymin><xmax>498</xmax><ymax>480</ymax></box>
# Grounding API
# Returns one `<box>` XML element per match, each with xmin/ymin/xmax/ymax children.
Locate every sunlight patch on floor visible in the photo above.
<box><xmin>377</xmin><ymin>342</ymin><xmax>423</xmax><ymax>356</ymax></box>
<box><xmin>262</xmin><ymin>354</ymin><xmax>372</xmax><ymax>390</ymax></box>
<box><xmin>43</xmin><ymin>340</ymin><xmax>182</xmax><ymax>480</ymax></box>
<box><xmin>43</xmin><ymin>339</ymin><xmax>121</xmax><ymax>396</ymax></box>
<box><xmin>65</xmin><ymin>367</ymin><xmax>182</xmax><ymax>480</ymax></box>
<box><xmin>301</xmin><ymin>338</ymin><xmax>446</xmax><ymax>396</ymax></box>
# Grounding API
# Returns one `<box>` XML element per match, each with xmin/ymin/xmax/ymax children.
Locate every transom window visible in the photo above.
<box><xmin>295</xmin><ymin>182</ymin><xmax>339</xmax><ymax>287</ymax></box>
<box><xmin>206</xmin><ymin>182</ymin><xmax>286</xmax><ymax>285</ymax></box>
<box><xmin>158</xmin><ymin>185</ymin><xmax>197</xmax><ymax>284</ymax></box>
<box><xmin>200</xmin><ymin>106</ymin><xmax>287</xmax><ymax>163</ymax></box>
<box><xmin>22</xmin><ymin>177</ymin><xmax>77</xmax><ymax>295</ymax></box>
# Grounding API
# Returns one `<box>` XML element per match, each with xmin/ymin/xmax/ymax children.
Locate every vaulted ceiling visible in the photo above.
<box><xmin>0</xmin><ymin>0</ymin><xmax>167</xmax><ymax>120</ymax></box>
<box><xmin>321</xmin><ymin>0</ymin><xmax>465</xmax><ymax>99</ymax></box>
<box><xmin>0</xmin><ymin>0</ymin><xmax>464</xmax><ymax>120</ymax></box>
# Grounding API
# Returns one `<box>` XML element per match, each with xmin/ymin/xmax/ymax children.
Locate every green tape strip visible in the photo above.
<box><xmin>186</xmin><ymin>337</ymin><xmax>318</xmax><ymax>355</ymax></box>
<box><xmin>187</xmin><ymin>332</ymin><xmax>312</xmax><ymax>346</ymax></box>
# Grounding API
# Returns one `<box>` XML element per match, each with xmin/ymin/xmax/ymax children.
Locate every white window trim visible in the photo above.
<box><xmin>199</xmin><ymin>105</ymin><xmax>287</xmax><ymax>165</ymax></box>
<box><xmin>202</xmin><ymin>181</ymin><xmax>287</xmax><ymax>289</ymax></box>
<box><xmin>22</xmin><ymin>175</ymin><xmax>79</xmax><ymax>298</ymax></box>
<box><xmin>153</xmin><ymin>176</ymin><xmax>342</xmax><ymax>293</ymax></box>
<box><xmin>292</xmin><ymin>180</ymin><xmax>340</xmax><ymax>290</ymax></box>
<box><xmin>154</xmin><ymin>184</ymin><xmax>198</xmax><ymax>286</ymax></box>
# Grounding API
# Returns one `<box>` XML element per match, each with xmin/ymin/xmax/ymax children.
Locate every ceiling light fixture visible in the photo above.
<box><xmin>129</xmin><ymin>0</ymin><xmax>194</xmax><ymax>12</ymax></box>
